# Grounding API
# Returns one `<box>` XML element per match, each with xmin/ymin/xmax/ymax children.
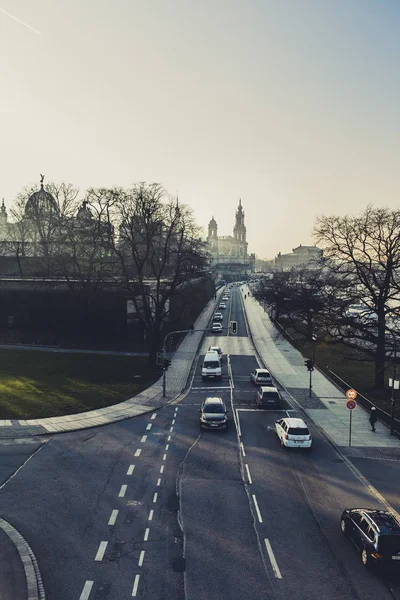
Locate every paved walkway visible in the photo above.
<box><xmin>0</xmin><ymin>290</ymin><xmax>224</xmax><ymax>438</ymax></box>
<box><xmin>243</xmin><ymin>286</ymin><xmax>400</xmax><ymax>451</ymax></box>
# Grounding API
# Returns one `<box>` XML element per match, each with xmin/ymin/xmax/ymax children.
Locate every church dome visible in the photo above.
<box><xmin>208</xmin><ymin>216</ymin><xmax>217</xmax><ymax>228</ymax></box>
<box><xmin>25</xmin><ymin>176</ymin><xmax>58</xmax><ymax>217</ymax></box>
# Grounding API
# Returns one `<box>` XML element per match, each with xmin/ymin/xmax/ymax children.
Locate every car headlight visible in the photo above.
<box><xmin>200</xmin><ymin>415</ymin><xmax>208</xmax><ymax>422</ymax></box>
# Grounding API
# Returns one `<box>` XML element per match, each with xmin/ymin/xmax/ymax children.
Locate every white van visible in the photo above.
<box><xmin>202</xmin><ymin>351</ymin><xmax>222</xmax><ymax>381</ymax></box>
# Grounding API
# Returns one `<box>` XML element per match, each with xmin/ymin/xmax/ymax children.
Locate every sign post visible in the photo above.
<box><xmin>346</xmin><ymin>389</ymin><xmax>357</xmax><ymax>447</ymax></box>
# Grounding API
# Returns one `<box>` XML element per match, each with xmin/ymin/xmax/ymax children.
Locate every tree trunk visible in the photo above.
<box><xmin>374</xmin><ymin>307</ymin><xmax>386</xmax><ymax>389</ymax></box>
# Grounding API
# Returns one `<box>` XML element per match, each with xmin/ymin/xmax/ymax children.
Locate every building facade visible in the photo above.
<box><xmin>275</xmin><ymin>244</ymin><xmax>323</xmax><ymax>271</ymax></box>
<box><xmin>207</xmin><ymin>199</ymin><xmax>255</xmax><ymax>279</ymax></box>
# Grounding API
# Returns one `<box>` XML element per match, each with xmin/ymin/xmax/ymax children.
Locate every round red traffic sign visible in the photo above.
<box><xmin>346</xmin><ymin>388</ymin><xmax>357</xmax><ymax>400</ymax></box>
<box><xmin>346</xmin><ymin>399</ymin><xmax>357</xmax><ymax>410</ymax></box>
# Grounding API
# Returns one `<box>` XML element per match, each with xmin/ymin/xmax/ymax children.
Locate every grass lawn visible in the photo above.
<box><xmin>281</xmin><ymin>321</ymin><xmax>397</xmax><ymax>414</ymax></box>
<box><xmin>0</xmin><ymin>350</ymin><xmax>161</xmax><ymax>420</ymax></box>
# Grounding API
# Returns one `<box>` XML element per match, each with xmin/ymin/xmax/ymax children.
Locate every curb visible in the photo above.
<box><xmin>0</xmin><ymin>518</ymin><xmax>45</xmax><ymax>600</ymax></box>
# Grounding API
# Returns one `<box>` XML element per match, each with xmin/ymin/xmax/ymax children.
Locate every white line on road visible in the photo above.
<box><xmin>151</xmin><ymin>413</ymin><xmax>157</xmax><ymax>420</ymax></box>
<box><xmin>132</xmin><ymin>574</ymin><xmax>140</xmax><ymax>596</ymax></box>
<box><xmin>165</xmin><ymin>444</ymin><xmax>169</xmax><ymax>450</ymax></box>
<box><xmin>191</xmin><ymin>386</ymin><xmax>231</xmax><ymax>390</ymax></box>
<box><xmin>264</xmin><ymin>539</ymin><xmax>282</xmax><ymax>578</ymax></box>
<box><xmin>134</xmin><ymin>449</ymin><xmax>141</xmax><ymax>457</ymax></box>
<box><xmin>144</xmin><ymin>528</ymin><xmax>150</xmax><ymax>541</ymax></box>
<box><xmin>172</xmin><ymin>419</ymin><xmax>175</xmax><ymax>425</ymax></box>
<box><xmin>163</xmin><ymin>454</ymin><xmax>167</xmax><ymax>461</ymax></box>
<box><xmin>170</xmin><ymin>427</ymin><xmax>174</xmax><ymax>432</ymax></box>
<box><xmin>108</xmin><ymin>509</ymin><xmax>119</xmax><ymax>525</ymax></box>
<box><xmin>119</xmin><ymin>485</ymin><xmax>127</xmax><ymax>498</ymax></box>
<box><xmin>175</xmin><ymin>406</ymin><xmax>179</xmax><ymax>411</ymax></box>
<box><xmin>160</xmin><ymin>465</ymin><xmax>164</xmax><ymax>473</ymax></box>
<box><xmin>138</xmin><ymin>550</ymin><xmax>145</xmax><ymax>566</ymax></box>
<box><xmin>157</xmin><ymin>478</ymin><xmax>161</xmax><ymax>486</ymax></box>
<box><xmin>94</xmin><ymin>541</ymin><xmax>108</xmax><ymax>561</ymax></box>
<box><xmin>146</xmin><ymin>423</ymin><xmax>152</xmax><ymax>431</ymax></box>
<box><xmin>168</xmin><ymin>435</ymin><xmax>171</xmax><ymax>441</ymax></box>
<box><xmin>141</xmin><ymin>435</ymin><xmax>147</xmax><ymax>443</ymax></box>
<box><xmin>79</xmin><ymin>581</ymin><xmax>94</xmax><ymax>600</ymax></box>
<box><xmin>240</xmin><ymin>442</ymin><xmax>246</xmax><ymax>457</ymax></box>
<box><xmin>236</xmin><ymin>408</ymin><xmax>262</xmax><ymax>412</ymax></box>
<box><xmin>153</xmin><ymin>493</ymin><xmax>158</xmax><ymax>503</ymax></box>
<box><xmin>245</xmin><ymin>464</ymin><xmax>253</xmax><ymax>484</ymax></box>
<box><xmin>252</xmin><ymin>494</ymin><xmax>263</xmax><ymax>523</ymax></box>
<box><xmin>127</xmin><ymin>465</ymin><xmax>135</xmax><ymax>475</ymax></box>
<box><xmin>148</xmin><ymin>510</ymin><xmax>154</xmax><ymax>521</ymax></box>
<box><xmin>236</xmin><ymin>410</ymin><xmax>242</xmax><ymax>436</ymax></box>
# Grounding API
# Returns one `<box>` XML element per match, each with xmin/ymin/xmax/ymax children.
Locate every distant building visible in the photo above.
<box><xmin>207</xmin><ymin>199</ymin><xmax>255</xmax><ymax>278</ymax></box>
<box><xmin>275</xmin><ymin>244</ymin><xmax>322</xmax><ymax>271</ymax></box>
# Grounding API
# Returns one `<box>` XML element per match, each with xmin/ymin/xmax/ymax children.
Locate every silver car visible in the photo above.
<box><xmin>250</xmin><ymin>368</ymin><xmax>273</xmax><ymax>386</ymax></box>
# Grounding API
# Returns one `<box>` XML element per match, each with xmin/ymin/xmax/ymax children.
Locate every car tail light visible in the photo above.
<box><xmin>371</xmin><ymin>552</ymin><xmax>382</xmax><ymax>559</ymax></box>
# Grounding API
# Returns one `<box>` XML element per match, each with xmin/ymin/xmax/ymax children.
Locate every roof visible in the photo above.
<box><xmin>204</xmin><ymin>397</ymin><xmax>224</xmax><ymax>404</ymax></box>
<box><xmin>25</xmin><ymin>180</ymin><xmax>58</xmax><ymax>217</ymax></box>
<box><xmin>259</xmin><ymin>386</ymin><xmax>278</xmax><ymax>392</ymax></box>
<box><xmin>282</xmin><ymin>417</ymin><xmax>308</xmax><ymax>428</ymax></box>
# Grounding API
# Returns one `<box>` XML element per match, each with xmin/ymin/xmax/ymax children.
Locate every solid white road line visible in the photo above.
<box><xmin>245</xmin><ymin>464</ymin><xmax>253</xmax><ymax>484</ymax></box>
<box><xmin>132</xmin><ymin>574</ymin><xmax>140</xmax><ymax>596</ymax></box>
<box><xmin>236</xmin><ymin>410</ymin><xmax>242</xmax><ymax>436</ymax></box>
<box><xmin>144</xmin><ymin>528</ymin><xmax>150</xmax><ymax>541</ymax></box>
<box><xmin>79</xmin><ymin>581</ymin><xmax>94</xmax><ymax>600</ymax></box>
<box><xmin>236</xmin><ymin>408</ymin><xmax>262</xmax><ymax>412</ymax></box>
<box><xmin>160</xmin><ymin>465</ymin><xmax>164</xmax><ymax>473</ymax></box>
<box><xmin>146</xmin><ymin>423</ymin><xmax>152</xmax><ymax>430</ymax></box>
<box><xmin>264</xmin><ymin>539</ymin><xmax>282</xmax><ymax>579</ymax></box>
<box><xmin>163</xmin><ymin>454</ymin><xmax>167</xmax><ymax>461</ymax></box>
<box><xmin>148</xmin><ymin>510</ymin><xmax>154</xmax><ymax>521</ymax></box>
<box><xmin>191</xmin><ymin>386</ymin><xmax>231</xmax><ymax>390</ymax></box>
<box><xmin>151</xmin><ymin>413</ymin><xmax>157</xmax><ymax>420</ymax></box>
<box><xmin>138</xmin><ymin>550</ymin><xmax>145</xmax><ymax>566</ymax></box>
<box><xmin>108</xmin><ymin>509</ymin><xmax>119</xmax><ymax>526</ymax></box>
<box><xmin>141</xmin><ymin>435</ymin><xmax>147</xmax><ymax>443</ymax></box>
<box><xmin>134</xmin><ymin>449</ymin><xmax>141</xmax><ymax>457</ymax></box>
<box><xmin>165</xmin><ymin>444</ymin><xmax>169</xmax><ymax>450</ymax></box>
<box><xmin>119</xmin><ymin>485</ymin><xmax>127</xmax><ymax>498</ymax></box>
<box><xmin>127</xmin><ymin>465</ymin><xmax>135</xmax><ymax>475</ymax></box>
<box><xmin>95</xmin><ymin>541</ymin><xmax>108</xmax><ymax>561</ymax></box>
<box><xmin>157</xmin><ymin>478</ymin><xmax>161</xmax><ymax>486</ymax></box>
<box><xmin>153</xmin><ymin>493</ymin><xmax>158</xmax><ymax>503</ymax></box>
<box><xmin>252</xmin><ymin>495</ymin><xmax>263</xmax><ymax>523</ymax></box>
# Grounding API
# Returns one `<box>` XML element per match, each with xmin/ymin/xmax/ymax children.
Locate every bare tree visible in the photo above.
<box><xmin>314</xmin><ymin>206</ymin><xmax>400</xmax><ymax>389</ymax></box>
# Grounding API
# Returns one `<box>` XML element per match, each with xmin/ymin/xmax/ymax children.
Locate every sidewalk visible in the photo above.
<box><xmin>0</xmin><ymin>290</ymin><xmax>224</xmax><ymax>439</ymax></box>
<box><xmin>243</xmin><ymin>288</ymin><xmax>400</xmax><ymax>453</ymax></box>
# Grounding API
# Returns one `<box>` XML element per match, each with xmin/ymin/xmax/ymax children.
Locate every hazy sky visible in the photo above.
<box><xmin>1</xmin><ymin>1</ymin><xmax>399</xmax><ymax>258</ymax></box>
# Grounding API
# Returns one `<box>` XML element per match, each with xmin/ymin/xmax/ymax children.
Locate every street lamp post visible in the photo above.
<box><xmin>390</xmin><ymin>334</ymin><xmax>398</xmax><ymax>435</ymax></box>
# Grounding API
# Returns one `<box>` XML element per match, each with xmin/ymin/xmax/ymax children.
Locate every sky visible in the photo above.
<box><xmin>0</xmin><ymin>0</ymin><xmax>399</xmax><ymax>259</ymax></box>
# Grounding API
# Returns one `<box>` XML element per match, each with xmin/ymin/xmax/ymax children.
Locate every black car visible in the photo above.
<box><xmin>341</xmin><ymin>508</ymin><xmax>400</xmax><ymax>568</ymax></box>
<box><xmin>199</xmin><ymin>397</ymin><xmax>228</xmax><ymax>430</ymax></box>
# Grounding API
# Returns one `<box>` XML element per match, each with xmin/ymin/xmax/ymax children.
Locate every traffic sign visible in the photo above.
<box><xmin>346</xmin><ymin>399</ymin><xmax>357</xmax><ymax>410</ymax></box>
<box><xmin>346</xmin><ymin>388</ymin><xmax>357</xmax><ymax>400</ymax></box>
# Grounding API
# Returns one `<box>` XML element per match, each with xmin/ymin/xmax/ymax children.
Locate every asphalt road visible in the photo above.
<box><xmin>0</xmin><ymin>285</ymin><xmax>399</xmax><ymax>599</ymax></box>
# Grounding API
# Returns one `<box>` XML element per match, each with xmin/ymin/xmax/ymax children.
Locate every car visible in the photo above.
<box><xmin>219</xmin><ymin>303</ymin><xmax>227</xmax><ymax>309</ymax></box>
<box><xmin>208</xmin><ymin>346</ymin><xmax>223</xmax><ymax>361</ymax></box>
<box><xmin>222</xmin><ymin>295</ymin><xmax>229</xmax><ymax>301</ymax></box>
<box><xmin>255</xmin><ymin>386</ymin><xmax>282</xmax><ymax>408</ymax></box>
<box><xmin>275</xmin><ymin>418</ymin><xmax>312</xmax><ymax>448</ymax></box>
<box><xmin>340</xmin><ymin>508</ymin><xmax>400</xmax><ymax>569</ymax></box>
<box><xmin>199</xmin><ymin>397</ymin><xmax>228</xmax><ymax>430</ymax></box>
<box><xmin>213</xmin><ymin>312</ymin><xmax>223</xmax><ymax>321</ymax></box>
<box><xmin>211</xmin><ymin>322</ymin><xmax>223</xmax><ymax>333</ymax></box>
<box><xmin>202</xmin><ymin>351</ymin><xmax>222</xmax><ymax>380</ymax></box>
<box><xmin>250</xmin><ymin>368</ymin><xmax>273</xmax><ymax>386</ymax></box>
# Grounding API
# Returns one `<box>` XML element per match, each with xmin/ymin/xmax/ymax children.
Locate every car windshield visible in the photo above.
<box><xmin>288</xmin><ymin>427</ymin><xmax>309</xmax><ymax>435</ymax></box>
<box><xmin>262</xmin><ymin>392</ymin><xmax>279</xmax><ymax>399</ymax></box>
<box><xmin>204</xmin><ymin>404</ymin><xmax>224</xmax><ymax>413</ymax></box>
<box><xmin>204</xmin><ymin>361</ymin><xmax>219</xmax><ymax>369</ymax></box>
<box><xmin>257</xmin><ymin>372</ymin><xmax>270</xmax><ymax>377</ymax></box>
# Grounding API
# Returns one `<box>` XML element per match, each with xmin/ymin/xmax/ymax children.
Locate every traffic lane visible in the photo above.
<box><xmin>239</xmin><ymin>409</ymin><xmax>397</xmax><ymax>600</ymax></box>
<box><xmin>179</xmin><ymin>413</ymin><xmax>273</xmax><ymax>600</ymax></box>
<box><xmin>0</xmin><ymin>528</ymin><xmax>27</xmax><ymax>600</ymax></box>
<box><xmin>230</xmin><ymin>288</ymin><xmax>247</xmax><ymax>337</ymax></box>
<box><xmin>0</xmin><ymin>439</ymin><xmax>44</xmax><ymax>486</ymax></box>
<box><xmin>192</xmin><ymin>347</ymin><xmax>230</xmax><ymax>390</ymax></box>
<box><xmin>0</xmin><ymin>406</ymin><xmax>189</xmax><ymax>600</ymax></box>
<box><xmin>350</xmin><ymin>456</ymin><xmax>400</xmax><ymax>515</ymax></box>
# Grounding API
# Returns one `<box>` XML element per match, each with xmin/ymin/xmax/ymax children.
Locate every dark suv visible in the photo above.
<box><xmin>199</xmin><ymin>397</ymin><xmax>228</xmax><ymax>430</ymax></box>
<box><xmin>341</xmin><ymin>508</ymin><xmax>400</xmax><ymax>568</ymax></box>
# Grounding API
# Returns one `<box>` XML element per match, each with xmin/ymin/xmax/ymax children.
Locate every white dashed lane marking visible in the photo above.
<box><xmin>138</xmin><ymin>550</ymin><xmax>145</xmax><ymax>567</ymax></box>
<box><xmin>157</xmin><ymin>478</ymin><xmax>161</xmax><ymax>486</ymax></box>
<box><xmin>119</xmin><ymin>485</ymin><xmax>127</xmax><ymax>498</ymax></box>
<box><xmin>146</xmin><ymin>423</ymin><xmax>152</xmax><ymax>431</ymax></box>
<box><xmin>163</xmin><ymin>454</ymin><xmax>167</xmax><ymax>461</ymax></box>
<box><xmin>245</xmin><ymin>464</ymin><xmax>253</xmax><ymax>484</ymax></box>
<box><xmin>265</xmin><ymin>539</ymin><xmax>282</xmax><ymax>579</ymax></box>
<box><xmin>134</xmin><ymin>449</ymin><xmax>142</xmax><ymax>457</ymax></box>
<box><xmin>151</xmin><ymin>413</ymin><xmax>157</xmax><ymax>420</ymax></box>
<box><xmin>79</xmin><ymin>581</ymin><xmax>94</xmax><ymax>600</ymax></box>
<box><xmin>108</xmin><ymin>509</ymin><xmax>119</xmax><ymax>526</ymax></box>
<box><xmin>168</xmin><ymin>435</ymin><xmax>172</xmax><ymax>441</ymax></box>
<box><xmin>165</xmin><ymin>444</ymin><xmax>169</xmax><ymax>451</ymax></box>
<box><xmin>141</xmin><ymin>435</ymin><xmax>147</xmax><ymax>443</ymax></box>
<box><xmin>148</xmin><ymin>510</ymin><xmax>154</xmax><ymax>521</ymax></box>
<box><xmin>144</xmin><ymin>528</ymin><xmax>150</xmax><ymax>541</ymax></box>
<box><xmin>160</xmin><ymin>466</ymin><xmax>164</xmax><ymax>473</ymax></box>
<box><xmin>170</xmin><ymin>427</ymin><xmax>174</xmax><ymax>433</ymax></box>
<box><xmin>153</xmin><ymin>493</ymin><xmax>158</xmax><ymax>503</ymax></box>
<box><xmin>252</xmin><ymin>495</ymin><xmax>263</xmax><ymax>523</ymax></box>
<box><xmin>132</xmin><ymin>574</ymin><xmax>140</xmax><ymax>596</ymax></box>
<box><xmin>95</xmin><ymin>541</ymin><xmax>108</xmax><ymax>561</ymax></box>
<box><xmin>127</xmin><ymin>465</ymin><xmax>135</xmax><ymax>475</ymax></box>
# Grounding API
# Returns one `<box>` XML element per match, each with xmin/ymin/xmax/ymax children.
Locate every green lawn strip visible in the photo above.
<box><xmin>280</xmin><ymin>323</ymin><xmax>395</xmax><ymax>412</ymax></box>
<box><xmin>0</xmin><ymin>350</ymin><xmax>161</xmax><ymax>419</ymax></box>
